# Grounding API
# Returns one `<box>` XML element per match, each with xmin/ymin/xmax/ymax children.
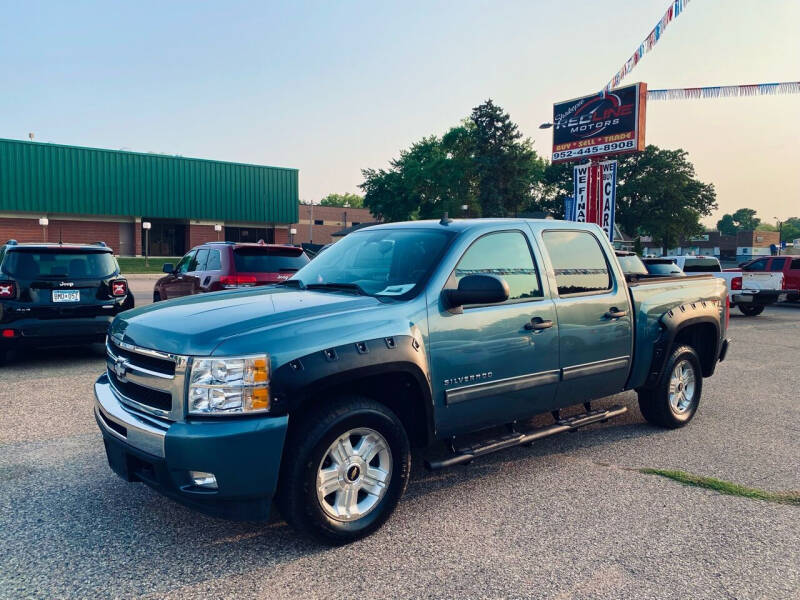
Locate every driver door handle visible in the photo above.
<box><xmin>605</xmin><ymin>307</ymin><xmax>628</xmax><ymax>319</ymax></box>
<box><xmin>524</xmin><ymin>317</ymin><xmax>554</xmax><ymax>331</ymax></box>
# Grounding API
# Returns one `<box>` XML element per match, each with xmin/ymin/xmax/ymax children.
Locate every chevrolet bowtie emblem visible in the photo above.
<box><xmin>114</xmin><ymin>357</ymin><xmax>129</xmax><ymax>382</ymax></box>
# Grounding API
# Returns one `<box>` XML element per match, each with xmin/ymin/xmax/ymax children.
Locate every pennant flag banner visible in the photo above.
<box><xmin>603</xmin><ymin>0</ymin><xmax>693</xmax><ymax>92</ymax></box>
<box><xmin>648</xmin><ymin>82</ymin><xmax>800</xmax><ymax>101</ymax></box>
<box><xmin>564</xmin><ymin>196</ymin><xmax>576</xmax><ymax>222</ymax></box>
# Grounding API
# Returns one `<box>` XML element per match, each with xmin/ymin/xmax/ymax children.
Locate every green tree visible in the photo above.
<box><xmin>716</xmin><ymin>208</ymin><xmax>761</xmax><ymax>234</ymax></box>
<box><xmin>320</xmin><ymin>192</ymin><xmax>364</xmax><ymax>208</ymax></box>
<box><xmin>717</xmin><ymin>214</ymin><xmax>737</xmax><ymax>236</ymax></box>
<box><xmin>361</xmin><ymin>100</ymin><xmax>544</xmax><ymax>220</ymax></box>
<box><xmin>779</xmin><ymin>217</ymin><xmax>800</xmax><ymax>242</ymax></box>
<box><xmin>470</xmin><ymin>100</ymin><xmax>545</xmax><ymax>217</ymax></box>
<box><xmin>614</xmin><ymin>146</ymin><xmax>717</xmax><ymax>251</ymax></box>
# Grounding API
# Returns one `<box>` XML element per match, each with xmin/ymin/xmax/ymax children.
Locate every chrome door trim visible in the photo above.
<box><xmin>561</xmin><ymin>356</ymin><xmax>630</xmax><ymax>380</ymax></box>
<box><xmin>445</xmin><ymin>369</ymin><xmax>561</xmax><ymax>405</ymax></box>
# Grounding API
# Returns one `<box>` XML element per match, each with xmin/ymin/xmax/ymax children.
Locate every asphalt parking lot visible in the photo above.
<box><xmin>1</xmin><ymin>303</ymin><xmax>798</xmax><ymax>599</ymax></box>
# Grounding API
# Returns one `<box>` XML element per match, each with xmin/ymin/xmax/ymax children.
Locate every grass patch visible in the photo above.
<box><xmin>116</xmin><ymin>257</ymin><xmax>180</xmax><ymax>274</ymax></box>
<box><xmin>639</xmin><ymin>468</ymin><xmax>800</xmax><ymax>506</ymax></box>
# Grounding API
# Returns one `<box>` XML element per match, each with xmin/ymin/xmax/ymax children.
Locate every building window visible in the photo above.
<box><xmin>314</xmin><ymin>219</ymin><xmax>324</xmax><ymax>225</ymax></box>
<box><xmin>352</xmin><ymin>222</ymin><xmax>361</xmax><ymax>226</ymax></box>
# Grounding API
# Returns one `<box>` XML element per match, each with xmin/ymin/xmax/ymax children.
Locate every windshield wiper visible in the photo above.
<box><xmin>306</xmin><ymin>282</ymin><xmax>369</xmax><ymax>296</ymax></box>
<box><xmin>278</xmin><ymin>279</ymin><xmax>306</xmax><ymax>290</ymax></box>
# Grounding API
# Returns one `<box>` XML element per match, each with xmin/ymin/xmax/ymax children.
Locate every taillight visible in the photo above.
<box><xmin>0</xmin><ymin>281</ymin><xmax>16</xmax><ymax>299</ymax></box>
<box><xmin>111</xmin><ymin>280</ymin><xmax>128</xmax><ymax>296</ymax></box>
<box><xmin>220</xmin><ymin>275</ymin><xmax>257</xmax><ymax>288</ymax></box>
<box><xmin>731</xmin><ymin>276</ymin><xmax>742</xmax><ymax>290</ymax></box>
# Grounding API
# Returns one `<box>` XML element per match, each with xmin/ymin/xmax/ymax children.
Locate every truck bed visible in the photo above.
<box><xmin>626</xmin><ymin>274</ymin><xmax>726</xmax><ymax>390</ymax></box>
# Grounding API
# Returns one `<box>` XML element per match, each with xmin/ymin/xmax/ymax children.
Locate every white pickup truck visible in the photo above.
<box><xmin>662</xmin><ymin>255</ymin><xmax>785</xmax><ymax>316</ymax></box>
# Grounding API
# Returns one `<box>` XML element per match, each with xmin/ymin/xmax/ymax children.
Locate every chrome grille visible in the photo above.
<box><xmin>106</xmin><ymin>337</ymin><xmax>188</xmax><ymax>421</ymax></box>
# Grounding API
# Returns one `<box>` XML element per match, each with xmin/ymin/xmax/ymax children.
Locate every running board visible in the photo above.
<box><xmin>425</xmin><ymin>405</ymin><xmax>628</xmax><ymax>470</ymax></box>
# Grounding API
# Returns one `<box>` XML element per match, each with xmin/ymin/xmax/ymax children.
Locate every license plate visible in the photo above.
<box><xmin>52</xmin><ymin>290</ymin><xmax>80</xmax><ymax>303</ymax></box>
<box><xmin>736</xmin><ymin>294</ymin><xmax>753</xmax><ymax>303</ymax></box>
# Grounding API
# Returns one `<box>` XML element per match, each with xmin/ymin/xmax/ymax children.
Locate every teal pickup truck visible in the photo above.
<box><xmin>95</xmin><ymin>218</ymin><xmax>730</xmax><ymax>543</ymax></box>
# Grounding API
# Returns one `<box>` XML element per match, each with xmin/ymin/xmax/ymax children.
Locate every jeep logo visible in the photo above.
<box><xmin>59</xmin><ymin>281</ymin><xmax>74</xmax><ymax>287</ymax></box>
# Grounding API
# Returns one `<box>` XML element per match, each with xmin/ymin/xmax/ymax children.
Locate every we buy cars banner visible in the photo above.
<box><xmin>570</xmin><ymin>160</ymin><xmax>617</xmax><ymax>241</ymax></box>
<box><xmin>552</xmin><ymin>83</ymin><xmax>647</xmax><ymax>163</ymax></box>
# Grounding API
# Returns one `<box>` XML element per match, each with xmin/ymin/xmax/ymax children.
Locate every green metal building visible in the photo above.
<box><xmin>0</xmin><ymin>138</ymin><xmax>299</xmax><ymax>256</ymax></box>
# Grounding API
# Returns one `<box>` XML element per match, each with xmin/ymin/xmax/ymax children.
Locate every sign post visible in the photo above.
<box><xmin>142</xmin><ymin>221</ymin><xmax>151</xmax><ymax>266</ymax></box>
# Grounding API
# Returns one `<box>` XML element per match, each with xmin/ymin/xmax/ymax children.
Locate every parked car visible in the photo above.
<box><xmin>0</xmin><ymin>240</ymin><xmax>132</xmax><ymax>361</ymax></box>
<box><xmin>642</xmin><ymin>257</ymin><xmax>686</xmax><ymax>277</ymax></box>
<box><xmin>95</xmin><ymin>219</ymin><xmax>729</xmax><ymax>543</ymax></box>
<box><xmin>738</xmin><ymin>255</ymin><xmax>800</xmax><ymax>302</ymax></box>
<box><xmin>153</xmin><ymin>241</ymin><xmax>309</xmax><ymax>301</ymax></box>
<box><xmin>614</xmin><ymin>251</ymin><xmax>649</xmax><ymax>280</ymax></box>
<box><xmin>661</xmin><ymin>255</ymin><xmax>786</xmax><ymax>316</ymax></box>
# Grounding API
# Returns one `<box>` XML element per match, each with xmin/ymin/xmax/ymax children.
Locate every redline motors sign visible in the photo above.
<box><xmin>552</xmin><ymin>83</ymin><xmax>647</xmax><ymax>163</ymax></box>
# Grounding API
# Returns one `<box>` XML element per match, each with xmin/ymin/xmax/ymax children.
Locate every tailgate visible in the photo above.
<box><xmin>742</xmin><ymin>272</ymin><xmax>783</xmax><ymax>291</ymax></box>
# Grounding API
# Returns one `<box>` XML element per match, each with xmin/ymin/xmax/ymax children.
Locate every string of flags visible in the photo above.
<box><xmin>603</xmin><ymin>0</ymin><xmax>692</xmax><ymax>92</ymax></box>
<box><xmin>648</xmin><ymin>82</ymin><xmax>800</xmax><ymax>100</ymax></box>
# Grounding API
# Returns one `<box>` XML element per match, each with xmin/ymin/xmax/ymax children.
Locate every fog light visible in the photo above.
<box><xmin>188</xmin><ymin>471</ymin><xmax>218</xmax><ymax>489</ymax></box>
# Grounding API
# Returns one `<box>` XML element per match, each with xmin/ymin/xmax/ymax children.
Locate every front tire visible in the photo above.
<box><xmin>153</xmin><ymin>291</ymin><xmax>161</xmax><ymax>303</ymax></box>
<box><xmin>638</xmin><ymin>345</ymin><xmax>703</xmax><ymax>428</ymax></box>
<box><xmin>738</xmin><ymin>304</ymin><xmax>764</xmax><ymax>316</ymax></box>
<box><xmin>276</xmin><ymin>396</ymin><xmax>411</xmax><ymax>544</ymax></box>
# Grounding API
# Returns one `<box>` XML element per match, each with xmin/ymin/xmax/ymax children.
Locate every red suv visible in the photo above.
<box><xmin>153</xmin><ymin>242</ymin><xmax>309</xmax><ymax>302</ymax></box>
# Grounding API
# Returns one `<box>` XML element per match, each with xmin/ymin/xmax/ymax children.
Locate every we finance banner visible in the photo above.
<box><xmin>570</xmin><ymin>160</ymin><xmax>617</xmax><ymax>241</ymax></box>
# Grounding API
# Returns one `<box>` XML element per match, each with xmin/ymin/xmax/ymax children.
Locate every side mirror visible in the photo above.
<box><xmin>162</xmin><ymin>263</ymin><xmax>175</xmax><ymax>274</ymax></box>
<box><xmin>443</xmin><ymin>274</ymin><xmax>509</xmax><ymax>312</ymax></box>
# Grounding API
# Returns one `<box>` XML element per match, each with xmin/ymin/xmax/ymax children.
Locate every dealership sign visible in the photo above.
<box><xmin>552</xmin><ymin>83</ymin><xmax>647</xmax><ymax>163</ymax></box>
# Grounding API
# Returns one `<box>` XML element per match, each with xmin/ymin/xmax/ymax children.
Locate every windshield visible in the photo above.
<box><xmin>291</xmin><ymin>228</ymin><xmax>455</xmax><ymax>298</ymax></box>
<box><xmin>616</xmin><ymin>254</ymin><xmax>648</xmax><ymax>275</ymax></box>
<box><xmin>2</xmin><ymin>249</ymin><xmax>117</xmax><ymax>279</ymax></box>
<box><xmin>682</xmin><ymin>258</ymin><xmax>721</xmax><ymax>273</ymax></box>
<box><xmin>233</xmin><ymin>247</ymin><xmax>309</xmax><ymax>272</ymax></box>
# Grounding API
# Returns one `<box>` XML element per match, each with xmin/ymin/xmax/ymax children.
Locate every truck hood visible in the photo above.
<box><xmin>110</xmin><ymin>287</ymin><xmax>389</xmax><ymax>356</ymax></box>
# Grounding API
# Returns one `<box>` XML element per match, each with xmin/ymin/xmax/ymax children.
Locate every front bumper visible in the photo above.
<box><xmin>94</xmin><ymin>373</ymin><xmax>289</xmax><ymax>520</ymax></box>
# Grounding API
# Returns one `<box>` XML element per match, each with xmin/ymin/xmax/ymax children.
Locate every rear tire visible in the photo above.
<box><xmin>638</xmin><ymin>345</ymin><xmax>703</xmax><ymax>429</ymax></box>
<box><xmin>276</xmin><ymin>396</ymin><xmax>411</xmax><ymax>545</ymax></box>
<box><xmin>738</xmin><ymin>304</ymin><xmax>764</xmax><ymax>316</ymax></box>
<box><xmin>153</xmin><ymin>291</ymin><xmax>161</xmax><ymax>303</ymax></box>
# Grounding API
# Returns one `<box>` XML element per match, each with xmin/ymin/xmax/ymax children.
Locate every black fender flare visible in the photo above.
<box><xmin>270</xmin><ymin>335</ymin><xmax>435</xmax><ymax>444</ymax></box>
<box><xmin>643</xmin><ymin>301</ymin><xmax>722</xmax><ymax>388</ymax></box>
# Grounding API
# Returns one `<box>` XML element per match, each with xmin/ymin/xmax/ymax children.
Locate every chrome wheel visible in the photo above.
<box><xmin>316</xmin><ymin>427</ymin><xmax>392</xmax><ymax>522</ymax></box>
<box><xmin>668</xmin><ymin>359</ymin><xmax>696</xmax><ymax>414</ymax></box>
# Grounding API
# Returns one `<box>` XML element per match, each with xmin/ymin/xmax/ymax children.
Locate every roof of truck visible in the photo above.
<box><xmin>356</xmin><ymin>218</ymin><xmax>600</xmax><ymax>233</ymax></box>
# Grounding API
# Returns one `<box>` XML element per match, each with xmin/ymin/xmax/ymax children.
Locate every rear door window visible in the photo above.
<box><xmin>542</xmin><ymin>230</ymin><xmax>612</xmax><ymax>295</ymax></box>
<box><xmin>233</xmin><ymin>248</ymin><xmax>309</xmax><ymax>272</ymax></box>
<box><xmin>769</xmin><ymin>258</ymin><xmax>787</xmax><ymax>272</ymax></box>
<box><xmin>2</xmin><ymin>249</ymin><xmax>116</xmax><ymax>279</ymax></box>
<box><xmin>682</xmin><ymin>258</ymin><xmax>721</xmax><ymax>272</ymax></box>
<box><xmin>791</xmin><ymin>259</ymin><xmax>800</xmax><ymax>270</ymax></box>
<box><xmin>206</xmin><ymin>249</ymin><xmax>222</xmax><ymax>271</ymax></box>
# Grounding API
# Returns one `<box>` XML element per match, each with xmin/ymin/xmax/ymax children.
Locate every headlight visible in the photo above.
<box><xmin>188</xmin><ymin>355</ymin><xmax>270</xmax><ymax>415</ymax></box>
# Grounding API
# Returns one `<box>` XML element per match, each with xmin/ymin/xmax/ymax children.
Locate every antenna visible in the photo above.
<box><xmin>439</xmin><ymin>212</ymin><xmax>452</xmax><ymax>225</ymax></box>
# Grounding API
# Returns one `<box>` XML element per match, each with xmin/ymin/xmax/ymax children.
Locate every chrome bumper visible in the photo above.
<box><xmin>94</xmin><ymin>374</ymin><xmax>167</xmax><ymax>458</ymax></box>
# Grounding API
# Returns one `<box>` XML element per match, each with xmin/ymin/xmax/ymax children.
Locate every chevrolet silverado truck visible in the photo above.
<box><xmin>95</xmin><ymin>219</ymin><xmax>730</xmax><ymax>544</ymax></box>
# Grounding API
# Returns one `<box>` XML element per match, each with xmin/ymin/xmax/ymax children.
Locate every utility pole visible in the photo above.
<box><xmin>309</xmin><ymin>202</ymin><xmax>314</xmax><ymax>244</ymax></box>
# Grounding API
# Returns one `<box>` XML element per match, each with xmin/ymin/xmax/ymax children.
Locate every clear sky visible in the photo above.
<box><xmin>1</xmin><ymin>0</ymin><xmax>797</xmax><ymax>226</ymax></box>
